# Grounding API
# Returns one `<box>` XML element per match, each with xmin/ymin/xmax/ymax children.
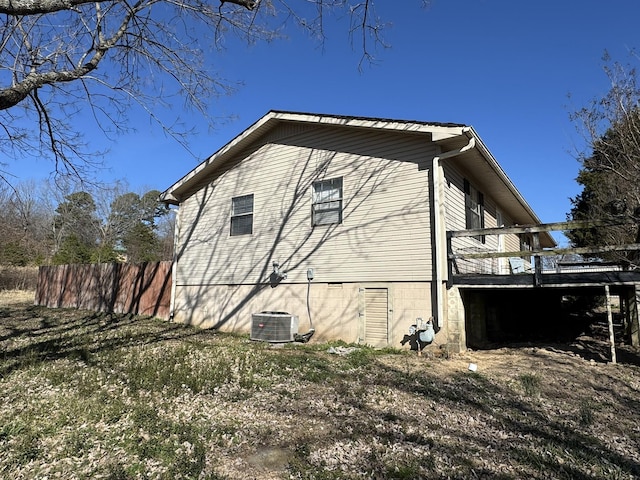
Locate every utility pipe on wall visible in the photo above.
<box><xmin>431</xmin><ymin>129</ymin><xmax>476</xmax><ymax>332</ymax></box>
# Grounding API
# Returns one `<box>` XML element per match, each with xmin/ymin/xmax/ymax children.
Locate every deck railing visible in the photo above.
<box><xmin>447</xmin><ymin>219</ymin><xmax>640</xmax><ymax>285</ymax></box>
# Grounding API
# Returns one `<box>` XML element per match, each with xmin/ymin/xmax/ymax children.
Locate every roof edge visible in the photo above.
<box><xmin>160</xmin><ymin>110</ymin><xmax>468</xmax><ymax>203</ymax></box>
<box><xmin>465</xmin><ymin>127</ymin><xmax>556</xmax><ymax>247</ymax></box>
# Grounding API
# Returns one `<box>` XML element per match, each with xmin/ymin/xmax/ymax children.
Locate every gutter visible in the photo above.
<box><xmin>431</xmin><ymin>128</ymin><xmax>475</xmax><ymax>330</ymax></box>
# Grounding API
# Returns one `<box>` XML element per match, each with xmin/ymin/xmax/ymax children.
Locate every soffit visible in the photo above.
<box><xmin>438</xmin><ymin>136</ymin><xmax>555</xmax><ymax>248</ymax></box>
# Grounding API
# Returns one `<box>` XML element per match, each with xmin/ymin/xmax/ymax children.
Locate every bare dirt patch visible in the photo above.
<box><xmin>1</xmin><ymin>302</ymin><xmax>639</xmax><ymax>479</ymax></box>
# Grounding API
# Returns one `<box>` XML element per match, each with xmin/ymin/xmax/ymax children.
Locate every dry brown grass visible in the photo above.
<box><xmin>0</xmin><ymin>303</ymin><xmax>639</xmax><ymax>479</ymax></box>
<box><xmin>0</xmin><ymin>289</ymin><xmax>35</xmax><ymax>305</ymax></box>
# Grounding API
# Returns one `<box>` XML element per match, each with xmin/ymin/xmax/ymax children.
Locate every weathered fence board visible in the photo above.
<box><xmin>35</xmin><ymin>262</ymin><xmax>172</xmax><ymax>319</ymax></box>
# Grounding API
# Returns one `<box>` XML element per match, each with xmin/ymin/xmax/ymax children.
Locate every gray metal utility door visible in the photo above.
<box><xmin>364</xmin><ymin>287</ymin><xmax>389</xmax><ymax>347</ymax></box>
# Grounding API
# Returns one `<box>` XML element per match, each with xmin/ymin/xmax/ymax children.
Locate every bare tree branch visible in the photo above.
<box><xmin>220</xmin><ymin>0</ymin><xmax>258</xmax><ymax>10</ymax></box>
<box><xmin>0</xmin><ymin>0</ymin><xmax>426</xmax><ymax>184</ymax></box>
<box><xmin>0</xmin><ymin>0</ymin><xmax>110</xmax><ymax>15</ymax></box>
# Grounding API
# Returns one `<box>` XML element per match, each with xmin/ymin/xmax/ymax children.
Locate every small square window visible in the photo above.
<box><xmin>230</xmin><ymin>194</ymin><xmax>253</xmax><ymax>236</ymax></box>
<box><xmin>312</xmin><ymin>177</ymin><xmax>343</xmax><ymax>226</ymax></box>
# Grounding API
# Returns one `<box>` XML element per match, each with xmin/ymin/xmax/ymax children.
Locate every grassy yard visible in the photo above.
<box><xmin>1</xmin><ymin>290</ymin><xmax>640</xmax><ymax>479</ymax></box>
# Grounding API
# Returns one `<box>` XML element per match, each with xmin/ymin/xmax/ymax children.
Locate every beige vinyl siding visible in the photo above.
<box><xmin>443</xmin><ymin>163</ymin><xmax>522</xmax><ymax>274</ymax></box>
<box><xmin>482</xmin><ymin>197</ymin><xmax>499</xmax><ymax>250</ymax></box>
<box><xmin>176</xmin><ymin>124</ymin><xmax>436</xmax><ymax>286</ymax></box>
<box><xmin>504</xmin><ymin>230</ymin><xmax>521</xmax><ymax>253</ymax></box>
<box><xmin>442</xmin><ymin>164</ymin><xmax>465</xmax><ymax>233</ymax></box>
<box><xmin>172</xmin><ymin>280</ymin><xmax>430</xmax><ymax>344</ymax></box>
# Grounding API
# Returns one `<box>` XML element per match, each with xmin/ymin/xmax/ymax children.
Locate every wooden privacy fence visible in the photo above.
<box><xmin>35</xmin><ymin>262</ymin><xmax>172</xmax><ymax>319</ymax></box>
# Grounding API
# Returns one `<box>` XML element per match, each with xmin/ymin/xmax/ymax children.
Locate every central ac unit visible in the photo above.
<box><xmin>251</xmin><ymin>311</ymin><xmax>299</xmax><ymax>343</ymax></box>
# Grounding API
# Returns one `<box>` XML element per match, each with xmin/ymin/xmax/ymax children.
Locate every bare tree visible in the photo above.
<box><xmin>0</xmin><ymin>180</ymin><xmax>54</xmax><ymax>264</ymax></box>
<box><xmin>157</xmin><ymin>208</ymin><xmax>176</xmax><ymax>260</ymax></box>
<box><xmin>568</xmin><ymin>52</ymin><xmax>640</xmax><ymax>265</ymax></box>
<box><xmin>0</xmin><ymin>1</ymin><xmax>427</xmax><ymax>183</ymax></box>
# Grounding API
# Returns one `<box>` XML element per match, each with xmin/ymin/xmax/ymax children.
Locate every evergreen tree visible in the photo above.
<box><xmin>568</xmin><ymin>56</ymin><xmax>640</xmax><ymax>265</ymax></box>
<box><xmin>123</xmin><ymin>223</ymin><xmax>161</xmax><ymax>263</ymax></box>
<box><xmin>108</xmin><ymin>190</ymin><xmax>169</xmax><ymax>263</ymax></box>
<box><xmin>0</xmin><ymin>241</ymin><xmax>29</xmax><ymax>266</ymax></box>
<box><xmin>52</xmin><ymin>234</ymin><xmax>94</xmax><ymax>265</ymax></box>
<box><xmin>52</xmin><ymin>191</ymin><xmax>100</xmax><ymax>263</ymax></box>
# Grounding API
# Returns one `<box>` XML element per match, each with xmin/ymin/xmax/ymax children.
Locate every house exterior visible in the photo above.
<box><xmin>160</xmin><ymin>111</ymin><xmax>554</xmax><ymax>352</ymax></box>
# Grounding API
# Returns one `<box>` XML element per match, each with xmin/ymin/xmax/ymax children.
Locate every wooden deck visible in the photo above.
<box><xmin>452</xmin><ymin>269</ymin><xmax>640</xmax><ymax>288</ymax></box>
<box><xmin>446</xmin><ymin>221</ymin><xmax>640</xmax><ymax>355</ymax></box>
<box><xmin>447</xmin><ymin>220</ymin><xmax>640</xmax><ymax>289</ymax></box>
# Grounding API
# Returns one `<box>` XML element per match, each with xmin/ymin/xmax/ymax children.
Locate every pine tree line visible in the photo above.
<box><xmin>0</xmin><ymin>181</ymin><xmax>173</xmax><ymax>266</ymax></box>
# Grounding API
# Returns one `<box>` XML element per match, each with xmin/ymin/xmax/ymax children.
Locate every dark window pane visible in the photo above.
<box><xmin>312</xmin><ymin>177</ymin><xmax>343</xmax><ymax>226</ymax></box>
<box><xmin>313</xmin><ymin>206</ymin><xmax>341</xmax><ymax>225</ymax></box>
<box><xmin>464</xmin><ymin>180</ymin><xmax>485</xmax><ymax>243</ymax></box>
<box><xmin>232</xmin><ymin>194</ymin><xmax>254</xmax><ymax>215</ymax></box>
<box><xmin>231</xmin><ymin>194</ymin><xmax>254</xmax><ymax>236</ymax></box>
<box><xmin>231</xmin><ymin>214</ymin><xmax>253</xmax><ymax>236</ymax></box>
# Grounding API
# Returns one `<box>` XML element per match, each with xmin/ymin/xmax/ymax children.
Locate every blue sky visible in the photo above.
<box><xmin>8</xmin><ymin>0</ymin><xmax>639</xmax><ymax>234</ymax></box>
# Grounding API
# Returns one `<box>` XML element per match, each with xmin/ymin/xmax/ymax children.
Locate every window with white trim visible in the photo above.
<box><xmin>230</xmin><ymin>194</ymin><xmax>254</xmax><ymax>236</ymax></box>
<box><xmin>312</xmin><ymin>177</ymin><xmax>343</xmax><ymax>226</ymax></box>
<box><xmin>464</xmin><ymin>179</ymin><xmax>485</xmax><ymax>242</ymax></box>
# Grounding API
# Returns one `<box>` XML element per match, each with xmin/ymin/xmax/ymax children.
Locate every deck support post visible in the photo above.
<box><xmin>626</xmin><ymin>283</ymin><xmax>640</xmax><ymax>347</ymax></box>
<box><xmin>445</xmin><ymin>286</ymin><xmax>466</xmax><ymax>353</ymax></box>
<box><xmin>533</xmin><ymin>256</ymin><xmax>542</xmax><ymax>286</ymax></box>
<box><xmin>605</xmin><ymin>285</ymin><xmax>617</xmax><ymax>364</ymax></box>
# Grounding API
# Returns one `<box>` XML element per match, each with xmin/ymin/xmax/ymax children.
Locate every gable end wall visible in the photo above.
<box><xmin>172</xmin><ymin>124</ymin><xmax>439</xmax><ymax>345</ymax></box>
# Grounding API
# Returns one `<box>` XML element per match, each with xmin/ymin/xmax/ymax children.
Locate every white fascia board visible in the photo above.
<box><xmin>159</xmin><ymin>192</ymin><xmax>179</xmax><ymax>204</ymax></box>
<box><xmin>431</xmin><ymin>129</ymin><xmax>468</xmax><ymax>141</ymax></box>
<box><xmin>274</xmin><ymin>111</ymin><xmax>466</xmax><ymax>137</ymax></box>
<box><xmin>161</xmin><ymin>112</ymin><xmax>280</xmax><ymax>203</ymax></box>
<box><xmin>160</xmin><ymin>110</ymin><xmax>466</xmax><ymax>203</ymax></box>
<box><xmin>466</xmin><ymin>127</ymin><xmax>550</xmax><ymax>234</ymax></box>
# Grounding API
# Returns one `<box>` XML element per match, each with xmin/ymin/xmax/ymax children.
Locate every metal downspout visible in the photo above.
<box><xmin>432</xmin><ymin>129</ymin><xmax>475</xmax><ymax>332</ymax></box>
<box><xmin>169</xmin><ymin>206</ymin><xmax>181</xmax><ymax>321</ymax></box>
